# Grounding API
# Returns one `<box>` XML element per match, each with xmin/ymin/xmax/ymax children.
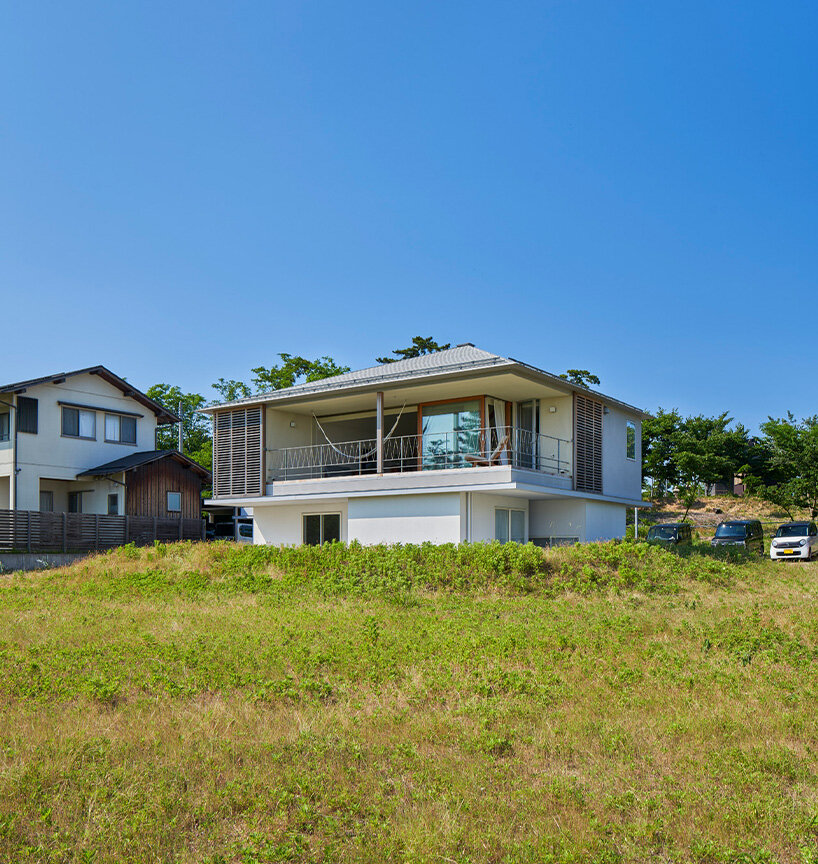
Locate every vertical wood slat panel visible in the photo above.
<box><xmin>0</xmin><ymin>509</ymin><xmax>203</xmax><ymax>551</ymax></box>
<box><xmin>574</xmin><ymin>394</ymin><xmax>603</xmax><ymax>494</ymax></box>
<box><xmin>213</xmin><ymin>407</ymin><xmax>263</xmax><ymax>497</ymax></box>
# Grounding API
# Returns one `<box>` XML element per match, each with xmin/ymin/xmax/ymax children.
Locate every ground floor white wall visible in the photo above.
<box><xmin>348</xmin><ymin>494</ymin><xmax>462</xmax><ymax>545</ymax></box>
<box><xmin>529</xmin><ymin>499</ymin><xmax>626</xmax><ymax>544</ymax></box>
<box><xmin>252</xmin><ymin>492</ymin><xmax>627</xmax><ymax>546</ymax></box>
<box><xmin>254</xmin><ymin>500</ymin><xmax>350</xmax><ymax>546</ymax></box>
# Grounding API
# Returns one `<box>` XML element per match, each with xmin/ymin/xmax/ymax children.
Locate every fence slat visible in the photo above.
<box><xmin>0</xmin><ymin>508</ymin><xmax>205</xmax><ymax>553</ymax></box>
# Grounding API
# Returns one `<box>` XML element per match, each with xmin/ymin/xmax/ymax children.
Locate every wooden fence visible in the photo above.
<box><xmin>0</xmin><ymin>509</ymin><xmax>205</xmax><ymax>553</ymax></box>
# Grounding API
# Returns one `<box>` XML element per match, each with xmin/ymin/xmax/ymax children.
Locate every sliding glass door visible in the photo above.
<box><xmin>516</xmin><ymin>400</ymin><xmax>538</xmax><ymax>469</ymax></box>
<box><xmin>421</xmin><ymin>400</ymin><xmax>481</xmax><ymax>469</ymax></box>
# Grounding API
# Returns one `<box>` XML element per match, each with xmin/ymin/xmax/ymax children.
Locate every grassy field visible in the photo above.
<box><xmin>1</xmin><ymin>540</ymin><xmax>817</xmax><ymax>863</ymax></box>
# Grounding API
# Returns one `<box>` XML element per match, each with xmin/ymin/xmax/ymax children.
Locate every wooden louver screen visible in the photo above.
<box><xmin>214</xmin><ymin>407</ymin><xmax>263</xmax><ymax>497</ymax></box>
<box><xmin>574</xmin><ymin>394</ymin><xmax>603</xmax><ymax>494</ymax></box>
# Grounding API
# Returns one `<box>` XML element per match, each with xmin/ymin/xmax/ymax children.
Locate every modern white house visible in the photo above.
<box><xmin>203</xmin><ymin>345</ymin><xmax>647</xmax><ymax>546</ymax></box>
<box><xmin>0</xmin><ymin>367</ymin><xmax>209</xmax><ymax>518</ymax></box>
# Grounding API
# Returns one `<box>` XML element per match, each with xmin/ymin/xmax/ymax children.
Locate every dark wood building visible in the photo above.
<box><xmin>78</xmin><ymin>451</ymin><xmax>211</xmax><ymax>519</ymax></box>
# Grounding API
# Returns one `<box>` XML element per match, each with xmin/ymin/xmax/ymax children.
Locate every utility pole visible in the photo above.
<box><xmin>178</xmin><ymin>401</ymin><xmax>183</xmax><ymax>453</ymax></box>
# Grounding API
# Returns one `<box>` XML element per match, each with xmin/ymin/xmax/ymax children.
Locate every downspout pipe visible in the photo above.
<box><xmin>0</xmin><ymin>398</ymin><xmax>17</xmax><ymax>511</ymax></box>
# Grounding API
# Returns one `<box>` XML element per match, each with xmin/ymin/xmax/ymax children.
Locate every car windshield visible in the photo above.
<box><xmin>776</xmin><ymin>524</ymin><xmax>808</xmax><ymax>538</ymax></box>
<box><xmin>649</xmin><ymin>526</ymin><xmax>678</xmax><ymax>540</ymax></box>
<box><xmin>715</xmin><ymin>524</ymin><xmax>748</xmax><ymax>538</ymax></box>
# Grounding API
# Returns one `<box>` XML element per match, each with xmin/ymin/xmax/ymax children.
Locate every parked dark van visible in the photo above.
<box><xmin>647</xmin><ymin>523</ymin><xmax>693</xmax><ymax>546</ymax></box>
<box><xmin>710</xmin><ymin>520</ymin><xmax>764</xmax><ymax>553</ymax></box>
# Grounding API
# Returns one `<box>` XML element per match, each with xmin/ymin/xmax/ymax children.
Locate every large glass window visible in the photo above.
<box><xmin>421</xmin><ymin>400</ymin><xmax>481</xmax><ymax>470</ymax></box>
<box><xmin>303</xmin><ymin>513</ymin><xmax>341</xmax><ymax>545</ymax></box>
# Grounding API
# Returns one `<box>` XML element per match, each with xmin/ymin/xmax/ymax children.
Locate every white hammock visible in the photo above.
<box><xmin>312</xmin><ymin>403</ymin><xmax>407</xmax><ymax>461</ymax></box>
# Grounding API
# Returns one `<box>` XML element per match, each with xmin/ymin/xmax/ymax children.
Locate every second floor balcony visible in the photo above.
<box><xmin>266</xmin><ymin>426</ymin><xmax>571</xmax><ymax>483</ymax></box>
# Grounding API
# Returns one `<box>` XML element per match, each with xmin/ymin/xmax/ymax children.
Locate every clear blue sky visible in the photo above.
<box><xmin>2</xmin><ymin>2</ymin><xmax>815</xmax><ymax>431</ymax></box>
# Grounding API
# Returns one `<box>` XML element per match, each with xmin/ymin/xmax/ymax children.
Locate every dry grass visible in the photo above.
<box><xmin>1</xmin><ymin>541</ymin><xmax>817</xmax><ymax>862</ymax></box>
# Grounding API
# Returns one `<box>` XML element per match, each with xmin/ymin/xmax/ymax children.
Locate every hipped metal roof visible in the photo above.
<box><xmin>201</xmin><ymin>345</ymin><xmax>647</xmax><ymax>417</ymax></box>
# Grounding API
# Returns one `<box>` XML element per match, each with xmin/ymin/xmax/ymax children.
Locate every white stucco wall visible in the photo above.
<box><xmin>601</xmin><ymin>407</ymin><xmax>642</xmax><ymax>501</ymax></box>
<box><xmin>265</xmin><ymin>407</ymin><xmax>314</xmax><ymax>450</ymax></box>
<box><xmin>348</xmin><ymin>493</ymin><xmax>462</xmax><ymax>545</ymax></box>
<box><xmin>253</xmin><ymin>500</ymin><xmax>350</xmax><ymax>546</ymax></box>
<box><xmin>468</xmin><ymin>493</ymin><xmax>529</xmax><ymax>542</ymax></box>
<box><xmin>529</xmin><ymin>499</ymin><xmax>588</xmax><ymax>543</ymax></box>
<box><xmin>529</xmin><ymin>498</ymin><xmax>627</xmax><ymax>543</ymax></box>
<box><xmin>585</xmin><ymin>501</ymin><xmax>626</xmax><ymax>542</ymax></box>
<box><xmin>538</xmin><ymin>396</ymin><xmax>573</xmax><ymax>477</ymax></box>
<box><xmin>9</xmin><ymin>373</ymin><xmax>159</xmax><ymax>512</ymax></box>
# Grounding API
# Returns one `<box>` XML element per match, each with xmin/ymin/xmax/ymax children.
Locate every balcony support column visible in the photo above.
<box><xmin>376</xmin><ymin>391</ymin><xmax>384</xmax><ymax>474</ymax></box>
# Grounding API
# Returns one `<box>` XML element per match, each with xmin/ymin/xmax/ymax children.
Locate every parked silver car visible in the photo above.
<box><xmin>770</xmin><ymin>522</ymin><xmax>818</xmax><ymax>561</ymax></box>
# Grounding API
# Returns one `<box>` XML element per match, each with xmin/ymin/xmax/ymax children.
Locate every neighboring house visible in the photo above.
<box><xmin>203</xmin><ymin>345</ymin><xmax>647</xmax><ymax>546</ymax></box>
<box><xmin>0</xmin><ymin>367</ymin><xmax>210</xmax><ymax>518</ymax></box>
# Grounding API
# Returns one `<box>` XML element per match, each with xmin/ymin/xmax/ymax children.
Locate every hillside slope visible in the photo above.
<box><xmin>1</xmin><ymin>541</ymin><xmax>817</xmax><ymax>863</ymax></box>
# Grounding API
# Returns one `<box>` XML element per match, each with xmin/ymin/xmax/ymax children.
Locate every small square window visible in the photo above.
<box><xmin>303</xmin><ymin>513</ymin><xmax>341</xmax><ymax>545</ymax></box>
<box><xmin>167</xmin><ymin>491</ymin><xmax>182</xmax><ymax>512</ymax></box>
<box><xmin>68</xmin><ymin>491</ymin><xmax>82</xmax><ymax>513</ymax></box>
<box><xmin>108</xmin><ymin>494</ymin><xmax>119</xmax><ymax>515</ymax></box>
<box><xmin>39</xmin><ymin>490</ymin><xmax>54</xmax><ymax>512</ymax></box>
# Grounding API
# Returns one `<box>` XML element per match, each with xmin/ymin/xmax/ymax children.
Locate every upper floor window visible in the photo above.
<box><xmin>17</xmin><ymin>397</ymin><xmax>38</xmax><ymax>434</ymax></box>
<box><xmin>62</xmin><ymin>407</ymin><xmax>96</xmax><ymax>440</ymax></box>
<box><xmin>0</xmin><ymin>412</ymin><xmax>9</xmax><ymax>442</ymax></box>
<box><xmin>626</xmin><ymin>421</ymin><xmax>637</xmax><ymax>461</ymax></box>
<box><xmin>105</xmin><ymin>413</ymin><xmax>137</xmax><ymax>444</ymax></box>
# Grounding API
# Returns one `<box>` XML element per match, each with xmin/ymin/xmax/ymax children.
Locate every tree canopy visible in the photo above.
<box><xmin>559</xmin><ymin>369</ymin><xmax>600</xmax><ymax>388</ymax></box>
<box><xmin>376</xmin><ymin>337</ymin><xmax>450</xmax><ymax>364</ymax></box>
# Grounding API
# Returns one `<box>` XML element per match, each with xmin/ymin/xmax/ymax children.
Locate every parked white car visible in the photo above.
<box><xmin>770</xmin><ymin>522</ymin><xmax>818</xmax><ymax>561</ymax></box>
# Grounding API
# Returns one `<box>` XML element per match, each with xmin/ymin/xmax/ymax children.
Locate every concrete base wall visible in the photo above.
<box><xmin>0</xmin><ymin>552</ymin><xmax>89</xmax><ymax>573</ymax></box>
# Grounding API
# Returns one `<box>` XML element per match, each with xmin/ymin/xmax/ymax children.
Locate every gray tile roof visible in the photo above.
<box><xmin>202</xmin><ymin>344</ymin><xmax>647</xmax><ymax>417</ymax></box>
<box><xmin>77</xmin><ymin>449</ymin><xmax>211</xmax><ymax>480</ymax></box>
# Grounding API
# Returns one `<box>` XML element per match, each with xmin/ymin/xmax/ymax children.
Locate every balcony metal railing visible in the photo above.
<box><xmin>266</xmin><ymin>426</ymin><xmax>572</xmax><ymax>482</ymax></box>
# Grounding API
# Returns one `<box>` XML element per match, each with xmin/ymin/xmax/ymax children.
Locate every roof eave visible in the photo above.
<box><xmin>200</xmin><ymin>359</ymin><xmax>647</xmax><ymax>419</ymax></box>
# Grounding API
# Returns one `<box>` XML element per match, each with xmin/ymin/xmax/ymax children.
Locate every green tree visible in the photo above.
<box><xmin>641</xmin><ymin>410</ymin><xmax>752</xmax><ymax>513</ymax></box>
<box><xmin>250</xmin><ymin>354</ymin><xmax>349</xmax><ymax>392</ymax></box>
<box><xmin>376</xmin><ymin>337</ymin><xmax>451</xmax><ymax>364</ymax></box>
<box><xmin>146</xmin><ymin>384</ymin><xmax>212</xmax><ymax>470</ymax></box>
<box><xmin>559</xmin><ymin>369</ymin><xmax>601</xmax><ymax>388</ymax></box>
<box><xmin>744</xmin><ymin>414</ymin><xmax>818</xmax><ymax>518</ymax></box>
<box><xmin>212</xmin><ymin>378</ymin><xmax>252</xmax><ymax>402</ymax></box>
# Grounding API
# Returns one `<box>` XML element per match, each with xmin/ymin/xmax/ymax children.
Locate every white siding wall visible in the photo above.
<box><xmin>348</xmin><ymin>494</ymin><xmax>461</xmax><ymax>545</ymax></box>
<box><xmin>601</xmin><ymin>407</ymin><xmax>641</xmax><ymax>500</ymax></box>
<box><xmin>12</xmin><ymin>374</ymin><xmax>159</xmax><ymax>512</ymax></box>
<box><xmin>468</xmin><ymin>493</ymin><xmax>529</xmax><ymax>542</ymax></box>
